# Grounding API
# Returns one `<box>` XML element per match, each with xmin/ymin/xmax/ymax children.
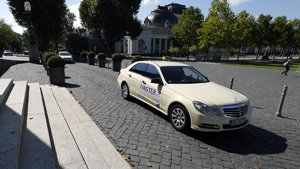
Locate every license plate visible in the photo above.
<box><xmin>230</xmin><ymin>117</ymin><xmax>247</xmax><ymax>126</ymax></box>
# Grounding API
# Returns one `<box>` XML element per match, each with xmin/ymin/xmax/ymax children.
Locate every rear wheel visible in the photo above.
<box><xmin>169</xmin><ymin>104</ymin><xmax>190</xmax><ymax>132</ymax></box>
<box><xmin>121</xmin><ymin>82</ymin><xmax>130</xmax><ymax>100</ymax></box>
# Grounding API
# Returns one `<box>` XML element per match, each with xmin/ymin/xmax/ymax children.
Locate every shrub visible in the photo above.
<box><xmin>44</xmin><ymin>52</ymin><xmax>56</xmax><ymax>62</ymax></box>
<box><xmin>97</xmin><ymin>53</ymin><xmax>107</xmax><ymax>60</ymax></box>
<box><xmin>47</xmin><ymin>55</ymin><xmax>66</xmax><ymax>68</ymax></box>
<box><xmin>162</xmin><ymin>56</ymin><xmax>172</xmax><ymax>61</ymax></box>
<box><xmin>112</xmin><ymin>53</ymin><xmax>123</xmax><ymax>62</ymax></box>
<box><xmin>88</xmin><ymin>52</ymin><xmax>95</xmax><ymax>58</ymax></box>
<box><xmin>80</xmin><ymin>51</ymin><xmax>88</xmax><ymax>58</ymax></box>
<box><xmin>131</xmin><ymin>55</ymin><xmax>144</xmax><ymax>63</ymax></box>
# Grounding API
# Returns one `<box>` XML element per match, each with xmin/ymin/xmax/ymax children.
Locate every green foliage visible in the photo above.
<box><xmin>169</xmin><ymin>47</ymin><xmax>180</xmax><ymax>54</ymax></box>
<box><xmin>272</xmin><ymin>16</ymin><xmax>293</xmax><ymax>49</ymax></box>
<box><xmin>0</xmin><ymin>19</ymin><xmax>17</xmax><ymax>51</ymax></box>
<box><xmin>8</xmin><ymin>0</ymin><xmax>67</xmax><ymax>50</ymax></box>
<box><xmin>97</xmin><ymin>53</ymin><xmax>107</xmax><ymax>60</ymax></box>
<box><xmin>65</xmin><ymin>33</ymin><xmax>89</xmax><ymax>55</ymax></box>
<box><xmin>162</xmin><ymin>56</ymin><xmax>172</xmax><ymax>61</ymax></box>
<box><xmin>47</xmin><ymin>55</ymin><xmax>66</xmax><ymax>68</ymax></box>
<box><xmin>80</xmin><ymin>51</ymin><xmax>88</xmax><ymax>58</ymax></box>
<box><xmin>88</xmin><ymin>52</ymin><xmax>95</xmax><ymax>58</ymax></box>
<box><xmin>44</xmin><ymin>52</ymin><xmax>56</xmax><ymax>62</ymax></box>
<box><xmin>290</xmin><ymin>19</ymin><xmax>300</xmax><ymax>50</ymax></box>
<box><xmin>131</xmin><ymin>55</ymin><xmax>144</xmax><ymax>63</ymax></box>
<box><xmin>112</xmin><ymin>53</ymin><xmax>123</xmax><ymax>62</ymax></box>
<box><xmin>198</xmin><ymin>0</ymin><xmax>235</xmax><ymax>49</ymax></box>
<box><xmin>79</xmin><ymin>0</ymin><xmax>142</xmax><ymax>55</ymax></box>
<box><xmin>172</xmin><ymin>7</ymin><xmax>204</xmax><ymax>47</ymax></box>
<box><xmin>232</xmin><ymin>10</ymin><xmax>256</xmax><ymax>49</ymax></box>
<box><xmin>255</xmin><ymin>14</ymin><xmax>273</xmax><ymax>48</ymax></box>
<box><xmin>189</xmin><ymin>45</ymin><xmax>200</xmax><ymax>54</ymax></box>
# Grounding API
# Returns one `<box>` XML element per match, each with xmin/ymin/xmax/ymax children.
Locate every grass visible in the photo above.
<box><xmin>224</xmin><ymin>61</ymin><xmax>300</xmax><ymax>72</ymax></box>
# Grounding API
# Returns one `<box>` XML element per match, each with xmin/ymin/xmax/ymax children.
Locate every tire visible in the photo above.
<box><xmin>121</xmin><ymin>82</ymin><xmax>130</xmax><ymax>100</ymax></box>
<box><xmin>169</xmin><ymin>104</ymin><xmax>190</xmax><ymax>131</ymax></box>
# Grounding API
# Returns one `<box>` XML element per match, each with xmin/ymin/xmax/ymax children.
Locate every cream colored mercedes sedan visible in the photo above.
<box><xmin>117</xmin><ymin>61</ymin><xmax>252</xmax><ymax>132</ymax></box>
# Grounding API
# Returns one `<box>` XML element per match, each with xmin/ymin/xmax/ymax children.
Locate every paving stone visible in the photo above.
<box><xmin>3</xmin><ymin>61</ymin><xmax>300</xmax><ymax>169</ymax></box>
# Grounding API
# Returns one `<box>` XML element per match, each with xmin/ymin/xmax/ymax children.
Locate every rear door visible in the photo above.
<box><xmin>127</xmin><ymin>63</ymin><xmax>149</xmax><ymax>99</ymax></box>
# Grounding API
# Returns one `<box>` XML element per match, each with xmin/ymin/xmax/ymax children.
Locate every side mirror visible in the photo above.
<box><xmin>151</xmin><ymin>78</ymin><xmax>163</xmax><ymax>85</ymax></box>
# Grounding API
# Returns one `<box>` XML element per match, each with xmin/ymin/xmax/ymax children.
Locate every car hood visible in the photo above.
<box><xmin>59</xmin><ymin>55</ymin><xmax>72</xmax><ymax>59</ymax></box>
<box><xmin>168</xmin><ymin>82</ymin><xmax>248</xmax><ymax>106</ymax></box>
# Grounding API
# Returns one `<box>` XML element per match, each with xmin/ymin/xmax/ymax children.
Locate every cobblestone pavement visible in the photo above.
<box><xmin>2</xmin><ymin>61</ymin><xmax>300</xmax><ymax>169</ymax></box>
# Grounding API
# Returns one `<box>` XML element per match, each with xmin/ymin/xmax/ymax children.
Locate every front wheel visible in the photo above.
<box><xmin>121</xmin><ymin>82</ymin><xmax>130</xmax><ymax>100</ymax></box>
<box><xmin>169</xmin><ymin>104</ymin><xmax>190</xmax><ymax>132</ymax></box>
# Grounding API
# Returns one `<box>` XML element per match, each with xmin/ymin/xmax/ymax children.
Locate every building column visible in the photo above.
<box><xmin>159</xmin><ymin>38</ymin><xmax>161</xmax><ymax>54</ymax></box>
<box><xmin>164</xmin><ymin>38</ymin><xmax>168</xmax><ymax>54</ymax></box>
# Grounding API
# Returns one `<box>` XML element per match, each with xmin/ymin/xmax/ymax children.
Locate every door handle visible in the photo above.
<box><xmin>129</xmin><ymin>74</ymin><xmax>132</xmax><ymax>77</ymax></box>
<box><xmin>142</xmin><ymin>80</ymin><xmax>146</xmax><ymax>84</ymax></box>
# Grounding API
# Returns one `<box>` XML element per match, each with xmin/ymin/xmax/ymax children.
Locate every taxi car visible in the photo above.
<box><xmin>117</xmin><ymin>61</ymin><xmax>252</xmax><ymax>132</ymax></box>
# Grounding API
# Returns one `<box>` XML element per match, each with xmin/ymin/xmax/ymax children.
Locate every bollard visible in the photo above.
<box><xmin>230</xmin><ymin>77</ymin><xmax>234</xmax><ymax>89</ymax></box>
<box><xmin>125</xmin><ymin>62</ymin><xmax>127</xmax><ymax>68</ymax></box>
<box><xmin>275</xmin><ymin>86</ymin><xmax>288</xmax><ymax>117</ymax></box>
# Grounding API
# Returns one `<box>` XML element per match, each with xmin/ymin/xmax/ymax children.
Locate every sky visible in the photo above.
<box><xmin>1</xmin><ymin>0</ymin><xmax>300</xmax><ymax>34</ymax></box>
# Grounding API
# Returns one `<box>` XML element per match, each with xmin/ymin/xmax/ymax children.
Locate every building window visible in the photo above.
<box><xmin>155</xmin><ymin>38</ymin><xmax>160</xmax><ymax>54</ymax></box>
<box><xmin>161</xmin><ymin>39</ymin><xmax>166</xmax><ymax>53</ymax></box>
<box><xmin>167</xmin><ymin>39</ymin><xmax>171</xmax><ymax>52</ymax></box>
<box><xmin>151</xmin><ymin>38</ymin><xmax>154</xmax><ymax>54</ymax></box>
<box><xmin>138</xmin><ymin>39</ymin><xmax>145</xmax><ymax>53</ymax></box>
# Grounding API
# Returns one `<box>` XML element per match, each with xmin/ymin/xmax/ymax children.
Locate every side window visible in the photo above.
<box><xmin>145</xmin><ymin>64</ymin><xmax>160</xmax><ymax>79</ymax></box>
<box><xmin>130</xmin><ymin>63</ymin><xmax>148</xmax><ymax>76</ymax></box>
<box><xmin>183</xmin><ymin>67</ymin><xmax>198</xmax><ymax>80</ymax></box>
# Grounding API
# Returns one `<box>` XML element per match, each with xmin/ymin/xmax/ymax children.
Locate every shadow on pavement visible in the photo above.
<box><xmin>57</xmin><ymin>82</ymin><xmax>81</xmax><ymax>88</ymax></box>
<box><xmin>184</xmin><ymin>124</ymin><xmax>287</xmax><ymax>155</ymax></box>
<box><xmin>127</xmin><ymin>97</ymin><xmax>288</xmax><ymax>155</ymax></box>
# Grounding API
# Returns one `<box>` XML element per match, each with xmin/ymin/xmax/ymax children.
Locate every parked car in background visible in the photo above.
<box><xmin>117</xmin><ymin>61</ymin><xmax>252</xmax><ymax>132</ymax></box>
<box><xmin>23</xmin><ymin>50</ymin><xmax>29</xmax><ymax>56</ymax></box>
<box><xmin>3</xmin><ymin>50</ymin><xmax>13</xmax><ymax>56</ymax></box>
<box><xmin>58</xmin><ymin>51</ymin><xmax>73</xmax><ymax>63</ymax></box>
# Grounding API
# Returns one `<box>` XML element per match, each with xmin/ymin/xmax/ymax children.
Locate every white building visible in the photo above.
<box><xmin>115</xmin><ymin>3</ymin><xmax>186</xmax><ymax>56</ymax></box>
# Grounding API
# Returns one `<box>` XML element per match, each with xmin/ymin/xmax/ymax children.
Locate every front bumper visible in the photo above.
<box><xmin>190</xmin><ymin>106</ymin><xmax>253</xmax><ymax>132</ymax></box>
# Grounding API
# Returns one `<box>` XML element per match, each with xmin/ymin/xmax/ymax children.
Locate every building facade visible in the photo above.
<box><xmin>115</xmin><ymin>3</ymin><xmax>186</xmax><ymax>56</ymax></box>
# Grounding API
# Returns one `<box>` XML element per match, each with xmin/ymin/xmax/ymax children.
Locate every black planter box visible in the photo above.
<box><xmin>81</xmin><ymin>57</ymin><xmax>87</xmax><ymax>63</ymax></box>
<box><xmin>112</xmin><ymin>61</ymin><xmax>122</xmax><ymax>72</ymax></box>
<box><xmin>49</xmin><ymin>67</ymin><xmax>65</xmax><ymax>84</ymax></box>
<box><xmin>98</xmin><ymin>60</ymin><xmax>106</xmax><ymax>68</ymax></box>
<box><xmin>88</xmin><ymin>57</ymin><xmax>95</xmax><ymax>65</ymax></box>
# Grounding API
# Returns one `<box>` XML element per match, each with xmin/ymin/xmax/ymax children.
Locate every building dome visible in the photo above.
<box><xmin>144</xmin><ymin>6</ymin><xmax>178</xmax><ymax>28</ymax></box>
<box><xmin>166</xmin><ymin>3</ymin><xmax>186</xmax><ymax>15</ymax></box>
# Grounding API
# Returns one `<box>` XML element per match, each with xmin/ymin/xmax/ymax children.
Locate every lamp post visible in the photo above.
<box><xmin>24</xmin><ymin>1</ymin><xmax>39</xmax><ymax>63</ymax></box>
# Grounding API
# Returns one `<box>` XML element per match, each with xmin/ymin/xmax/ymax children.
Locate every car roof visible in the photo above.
<box><xmin>59</xmin><ymin>51</ymin><xmax>70</xmax><ymax>53</ymax></box>
<box><xmin>136</xmin><ymin>61</ymin><xmax>188</xmax><ymax>67</ymax></box>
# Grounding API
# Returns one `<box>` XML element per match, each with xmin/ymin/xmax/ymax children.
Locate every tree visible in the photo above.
<box><xmin>65</xmin><ymin>33</ymin><xmax>89</xmax><ymax>56</ymax></box>
<box><xmin>290</xmin><ymin>19</ymin><xmax>300</xmax><ymax>54</ymax></box>
<box><xmin>65</xmin><ymin>9</ymin><xmax>76</xmax><ymax>33</ymax></box>
<box><xmin>79</xmin><ymin>0</ymin><xmax>142</xmax><ymax>56</ymax></box>
<box><xmin>232</xmin><ymin>10</ymin><xmax>256</xmax><ymax>60</ymax></box>
<box><xmin>8</xmin><ymin>0</ymin><xmax>67</xmax><ymax>51</ymax></box>
<box><xmin>198</xmin><ymin>0</ymin><xmax>235</xmax><ymax>50</ymax></box>
<box><xmin>272</xmin><ymin>16</ymin><xmax>294</xmax><ymax>55</ymax></box>
<box><xmin>254</xmin><ymin>14</ymin><xmax>273</xmax><ymax>58</ymax></box>
<box><xmin>171</xmin><ymin>7</ymin><xmax>204</xmax><ymax>60</ymax></box>
<box><xmin>0</xmin><ymin>19</ymin><xmax>17</xmax><ymax>55</ymax></box>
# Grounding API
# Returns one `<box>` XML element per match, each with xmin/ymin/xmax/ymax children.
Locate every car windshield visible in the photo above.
<box><xmin>160</xmin><ymin>66</ymin><xmax>209</xmax><ymax>84</ymax></box>
<box><xmin>59</xmin><ymin>52</ymin><xmax>70</xmax><ymax>56</ymax></box>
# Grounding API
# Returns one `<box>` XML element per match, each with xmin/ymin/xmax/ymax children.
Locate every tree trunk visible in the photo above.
<box><xmin>237</xmin><ymin>48</ymin><xmax>240</xmax><ymax>61</ymax></box>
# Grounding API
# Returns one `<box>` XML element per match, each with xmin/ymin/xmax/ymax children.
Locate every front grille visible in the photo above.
<box><xmin>221</xmin><ymin>103</ymin><xmax>248</xmax><ymax>117</ymax></box>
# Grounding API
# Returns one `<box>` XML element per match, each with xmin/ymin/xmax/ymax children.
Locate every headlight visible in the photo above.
<box><xmin>193</xmin><ymin>101</ymin><xmax>221</xmax><ymax>116</ymax></box>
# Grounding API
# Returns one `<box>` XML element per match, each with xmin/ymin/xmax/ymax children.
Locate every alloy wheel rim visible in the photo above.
<box><xmin>122</xmin><ymin>85</ymin><xmax>128</xmax><ymax>97</ymax></box>
<box><xmin>171</xmin><ymin>108</ymin><xmax>185</xmax><ymax>128</ymax></box>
